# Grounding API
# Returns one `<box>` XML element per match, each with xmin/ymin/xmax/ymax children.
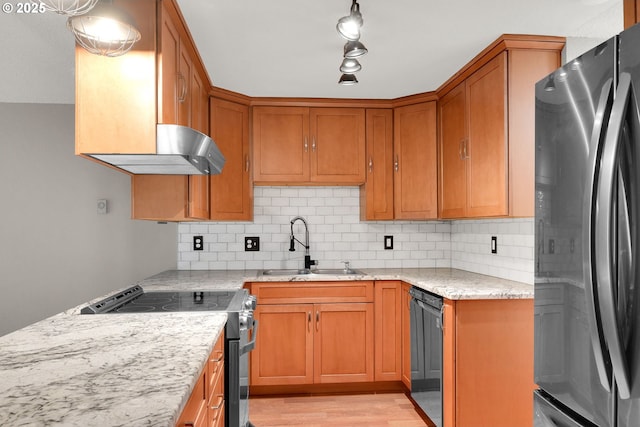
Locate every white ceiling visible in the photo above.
<box><xmin>0</xmin><ymin>0</ymin><xmax>623</xmax><ymax>104</ymax></box>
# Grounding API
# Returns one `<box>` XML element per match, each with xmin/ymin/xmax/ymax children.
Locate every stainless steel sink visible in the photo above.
<box><xmin>261</xmin><ymin>268</ymin><xmax>364</xmax><ymax>276</ymax></box>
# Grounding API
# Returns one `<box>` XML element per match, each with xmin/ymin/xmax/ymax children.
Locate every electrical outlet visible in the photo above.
<box><xmin>491</xmin><ymin>236</ymin><xmax>497</xmax><ymax>254</ymax></box>
<box><xmin>193</xmin><ymin>236</ymin><xmax>204</xmax><ymax>251</ymax></box>
<box><xmin>384</xmin><ymin>235</ymin><xmax>394</xmax><ymax>250</ymax></box>
<box><xmin>245</xmin><ymin>236</ymin><xmax>260</xmax><ymax>251</ymax></box>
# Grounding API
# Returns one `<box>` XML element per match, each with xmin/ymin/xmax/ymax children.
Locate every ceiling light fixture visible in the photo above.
<box><xmin>336</xmin><ymin>0</ymin><xmax>367</xmax><ymax>85</ymax></box>
<box><xmin>339</xmin><ymin>74</ymin><xmax>358</xmax><ymax>85</ymax></box>
<box><xmin>340</xmin><ymin>58</ymin><xmax>362</xmax><ymax>73</ymax></box>
<box><xmin>34</xmin><ymin>0</ymin><xmax>99</xmax><ymax>15</ymax></box>
<box><xmin>343</xmin><ymin>40</ymin><xmax>368</xmax><ymax>59</ymax></box>
<box><xmin>336</xmin><ymin>0</ymin><xmax>363</xmax><ymax>41</ymax></box>
<box><xmin>67</xmin><ymin>0</ymin><xmax>141</xmax><ymax>57</ymax></box>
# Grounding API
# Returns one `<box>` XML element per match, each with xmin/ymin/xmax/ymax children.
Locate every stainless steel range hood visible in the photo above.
<box><xmin>89</xmin><ymin>124</ymin><xmax>225</xmax><ymax>175</ymax></box>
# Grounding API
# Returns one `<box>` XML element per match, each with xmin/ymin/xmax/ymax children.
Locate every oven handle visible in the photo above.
<box><xmin>240</xmin><ymin>319</ymin><xmax>258</xmax><ymax>356</ymax></box>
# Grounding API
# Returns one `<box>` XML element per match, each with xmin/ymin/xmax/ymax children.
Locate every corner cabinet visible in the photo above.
<box><xmin>249</xmin><ymin>281</ymin><xmax>374</xmax><ymax>388</ymax></box>
<box><xmin>252</xmin><ymin>107</ymin><xmax>366</xmax><ymax>185</ymax></box>
<box><xmin>209</xmin><ymin>97</ymin><xmax>252</xmax><ymax>221</ymax></box>
<box><xmin>438</xmin><ymin>36</ymin><xmax>563</xmax><ymax>218</ymax></box>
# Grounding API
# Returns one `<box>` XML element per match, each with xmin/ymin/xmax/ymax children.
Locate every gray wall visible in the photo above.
<box><xmin>0</xmin><ymin>103</ymin><xmax>177</xmax><ymax>336</ymax></box>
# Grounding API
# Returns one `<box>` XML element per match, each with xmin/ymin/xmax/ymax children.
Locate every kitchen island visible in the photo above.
<box><xmin>0</xmin><ymin>268</ymin><xmax>531</xmax><ymax>426</ymax></box>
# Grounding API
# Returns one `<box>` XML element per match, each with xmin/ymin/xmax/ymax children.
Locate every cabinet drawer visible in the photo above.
<box><xmin>208</xmin><ymin>332</ymin><xmax>224</xmax><ymax>392</ymax></box>
<box><xmin>175</xmin><ymin>370</ymin><xmax>207</xmax><ymax>427</ymax></box>
<box><xmin>252</xmin><ymin>281</ymin><xmax>374</xmax><ymax>304</ymax></box>
<box><xmin>208</xmin><ymin>354</ymin><xmax>225</xmax><ymax>427</ymax></box>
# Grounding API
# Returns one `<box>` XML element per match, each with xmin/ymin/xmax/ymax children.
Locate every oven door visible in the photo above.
<box><xmin>228</xmin><ymin>318</ymin><xmax>258</xmax><ymax>427</ymax></box>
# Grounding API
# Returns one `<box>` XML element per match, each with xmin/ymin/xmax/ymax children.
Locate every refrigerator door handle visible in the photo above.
<box><xmin>595</xmin><ymin>71</ymin><xmax>634</xmax><ymax>399</ymax></box>
<box><xmin>583</xmin><ymin>77</ymin><xmax>615</xmax><ymax>393</ymax></box>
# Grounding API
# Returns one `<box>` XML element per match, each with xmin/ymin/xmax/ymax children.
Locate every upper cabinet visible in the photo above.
<box><xmin>394</xmin><ymin>102</ymin><xmax>438</xmax><ymax>220</ymax></box>
<box><xmin>252</xmin><ymin>106</ymin><xmax>366</xmax><ymax>185</ymax></box>
<box><xmin>438</xmin><ymin>36</ymin><xmax>564</xmax><ymax>219</ymax></box>
<box><xmin>209</xmin><ymin>97</ymin><xmax>253</xmax><ymax>221</ymax></box>
<box><xmin>74</xmin><ymin>0</ymin><xmax>212</xmax><ymax>221</ymax></box>
<box><xmin>360</xmin><ymin>109</ymin><xmax>394</xmax><ymax>220</ymax></box>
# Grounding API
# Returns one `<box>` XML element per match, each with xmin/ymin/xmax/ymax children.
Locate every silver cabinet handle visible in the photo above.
<box><xmin>394</xmin><ymin>155</ymin><xmax>399</xmax><ymax>172</ymax></box>
<box><xmin>582</xmin><ymin>77</ymin><xmax>614</xmax><ymax>394</ymax></box>
<box><xmin>308</xmin><ymin>311</ymin><xmax>311</xmax><ymax>332</ymax></box>
<box><xmin>245</xmin><ymin>155</ymin><xmax>250</xmax><ymax>173</ymax></box>
<box><xmin>459</xmin><ymin>139</ymin><xmax>465</xmax><ymax>160</ymax></box>
<box><xmin>316</xmin><ymin>311</ymin><xmax>319</xmax><ymax>331</ymax></box>
<box><xmin>368</xmin><ymin>157</ymin><xmax>373</xmax><ymax>173</ymax></box>
<box><xmin>312</xmin><ymin>137</ymin><xmax>316</xmax><ymax>152</ymax></box>
<box><xmin>304</xmin><ymin>137</ymin><xmax>308</xmax><ymax>152</ymax></box>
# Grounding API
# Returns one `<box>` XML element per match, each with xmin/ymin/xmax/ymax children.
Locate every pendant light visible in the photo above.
<box><xmin>336</xmin><ymin>0</ymin><xmax>363</xmax><ymax>41</ymax></box>
<box><xmin>339</xmin><ymin>58</ymin><xmax>361</xmax><ymax>73</ymax></box>
<box><xmin>67</xmin><ymin>0</ymin><xmax>141</xmax><ymax>57</ymax></box>
<box><xmin>343</xmin><ymin>40</ymin><xmax>368</xmax><ymax>59</ymax></box>
<box><xmin>338</xmin><ymin>74</ymin><xmax>358</xmax><ymax>85</ymax></box>
<box><xmin>34</xmin><ymin>0</ymin><xmax>99</xmax><ymax>15</ymax></box>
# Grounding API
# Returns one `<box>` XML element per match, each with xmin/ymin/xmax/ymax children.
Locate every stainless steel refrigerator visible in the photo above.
<box><xmin>534</xmin><ymin>23</ymin><xmax>640</xmax><ymax>427</ymax></box>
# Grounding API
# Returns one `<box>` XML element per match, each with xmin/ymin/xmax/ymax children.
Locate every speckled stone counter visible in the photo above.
<box><xmin>0</xmin><ymin>267</ymin><xmax>529</xmax><ymax>426</ymax></box>
<box><xmin>132</xmin><ymin>268</ymin><xmax>533</xmax><ymax>300</ymax></box>
<box><xmin>0</xmin><ymin>311</ymin><xmax>226</xmax><ymax>426</ymax></box>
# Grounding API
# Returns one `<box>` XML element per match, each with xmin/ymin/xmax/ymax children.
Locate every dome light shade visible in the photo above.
<box><xmin>336</xmin><ymin>0</ymin><xmax>363</xmax><ymax>41</ymax></box>
<box><xmin>34</xmin><ymin>0</ymin><xmax>99</xmax><ymax>16</ymax></box>
<box><xmin>340</xmin><ymin>58</ymin><xmax>361</xmax><ymax>73</ymax></box>
<box><xmin>338</xmin><ymin>73</ymin><xmax>358</xmax><ymax>85</ymax></box>
<box><xmin>343</xmin><ymin>40</ymin><xmax>368</xmax><ymax>58</ymax></box>
<box><xmin>67</xmin><ymin>2</ymin><xmax>141</xmax><ymax>57</ymax></box>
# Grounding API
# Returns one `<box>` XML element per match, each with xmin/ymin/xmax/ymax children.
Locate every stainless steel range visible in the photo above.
<box><xmin>81</xmin><ymin>286</ymin><xmax>257</xmax><ymax>427</ymax></box>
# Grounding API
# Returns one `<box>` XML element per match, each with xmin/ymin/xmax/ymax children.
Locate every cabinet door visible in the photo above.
<box><xmin>131</xmin><ymin>175</ymin><xmax>188</xmax><ymax>221</ymax></box>
<box><xmin>188</xmin><ymin>175</ymin><xmax>210</xmax><ymax>219</ymax></box>
<box><xmin>360</xmin><ymin>109</ymin><xmax>394</xmax><ymax>220</ymax></box>
<box><xmin>314</xmin><ymin>303</ymin><xmax>374</xmax><ymax>383</ymax></box>
<box><xmin>252</xmin><ymin>106</ymin><xmax>310</xmax><ymax>183</ymax></box>
<box><xmin>401</xmin><ymin>282</ymin><xmax>412</xmax><ymax>389</ymax></box>
<box><xmin>191</xmin><ymin>68</ymin><xmax>208</xmax><ymax>135</ymax></box>
<box><xmin>466</xmin><ymin>53</ymin><xmax>508</xmax><ymax>217</ymax></box>
<box><xmin>251</xmin><ymin>304</ymin><xmax>313</xmax><ymax>386</ymax></box>
<box><xmin>374</xmin><ymin>281</ymin><xmax>402</xmax><ymax>381</ymax></box>
<box><xmin>178</xmin><ymin>46</ymin><xmax>192</xmax><ymax>127</ymax></box>
<box><xmin>393</xmin><ymin>102</ymin><xmax>438</xmax><ymax>219</ymax></box>
<box><xmin>158</xmin><ymin>2</ymin><xmax>180</xmax><ymax>125</ymax></box>
<box><xmin>439</xmin><ymin>82</ymin><xmax>467</xmax><ymax>219</ymax></box>
<box><xmin>210</xmin><ymin>98</ymin><xmax>252</xmax><ymax>220</ymax></box>
<box><xmin>309</xmin><ymin>108</ymin><xmax>366</xmax><ymax>184</ymax></box>
<box><xmin>454</xmin><ymin>299</ymin><xmax>534</xmax><ymax>427</ymax></box>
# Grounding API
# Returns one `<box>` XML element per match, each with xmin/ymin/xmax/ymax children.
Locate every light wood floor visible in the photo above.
<box><xmin>250</xmin><ymin>393</ymin><xmax>430</xmax><ymax>427</ymax></box>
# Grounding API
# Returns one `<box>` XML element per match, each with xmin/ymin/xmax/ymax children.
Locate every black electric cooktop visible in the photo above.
<box><xmin>80</xmin><ymin>285</ymin><xmax>240</xmax><ymax>314</ymax></box>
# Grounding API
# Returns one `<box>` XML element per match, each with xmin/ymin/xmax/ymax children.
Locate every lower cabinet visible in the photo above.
<box><xmin>176</xmin><ymin>331</ymin><xmax>225</xmax><ymax>427</ymax></box>
<box><xmin>250</xmin><ymin>281</ymin><xmax>374</xmax><ymax>387</ymax></box>
<box><xmin>443</xmin><ymin>298</ymin><xmax>534</xmax><ymax>427</ymax></box>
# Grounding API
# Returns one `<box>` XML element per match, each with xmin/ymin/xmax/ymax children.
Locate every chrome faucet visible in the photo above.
<box><xmin>289</xmin><ymin>216</ymin><xmax>317</xmax><ymax>271</ymax></box>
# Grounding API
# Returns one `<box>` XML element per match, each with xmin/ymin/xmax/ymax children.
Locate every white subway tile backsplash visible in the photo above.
<box><xmin>176</xmin><ymin>187</ymin><xmax>534</xmax><ymax>284</ymax></box>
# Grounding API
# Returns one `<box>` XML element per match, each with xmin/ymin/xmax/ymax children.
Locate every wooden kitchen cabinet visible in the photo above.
<box><xmin>249</xmin><ymin>281</ymin><xmax>374</xmax><ymax>388</ymax></box>
<box><xmin>438</xmin><ymin>36</ymin><xmax>563</xmax><ymax>218</ymax></box>
<box><xmin>75</xmin><ymin>0</ymin><xmax>211</xmax><ymax>221</ymax></box>
<box><xmin>393</xmin><ymin>102</ymin><xmax>438</xmax><ymax>220</ymax></box>
<box><xmin>131</xmin><ymin>0</ymin><xmax>210</xmax><ymax>222</ymax></box>
<box><xmin>176</xmin><ymin>332</ymin><xmax>225</xmax><ymax>427</ymax></box>
<box><xmin>374</xmin><ymin>281</ymin><xmax>402</xmax><ymax>381</ymax></box>
<box><xmin>442</xmin><ymin>298</ymin><xmax>534</xmax><ymax>427</ymax></box>
<box><xmin>252</xmin><ymin>107</ymin><xmax>366</xmax><ymax>185</ymax></box>
<box><xmin>209</xmin><ymin>98</ymin><xmax>252</xmax><ymax>221</ymax></box>
<box><xmin>360</xmin><ymin>109</ymin><xmax>394</xmax><ymax>220</ymax></box>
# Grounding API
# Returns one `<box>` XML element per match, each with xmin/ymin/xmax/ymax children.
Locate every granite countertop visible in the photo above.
<box><xmin>0</xmin><ymin>268</ymin><xmax>530</xmax><ymax>426</ymax></box>
<box><xmin>133</xmin><ymin>267</ymin><xmax>533</xmax><ymax>300</ymax></box>
<box><xmin>0</xmin><ymin>311</ymin><xmax>226</xmax><ymax>426</ymax></box>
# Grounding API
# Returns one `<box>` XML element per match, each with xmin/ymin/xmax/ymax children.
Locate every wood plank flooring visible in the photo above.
<box><xmin>250</xmin><ymin>393</ymin><xmax>430</xmax><ymax>427</ymax></box>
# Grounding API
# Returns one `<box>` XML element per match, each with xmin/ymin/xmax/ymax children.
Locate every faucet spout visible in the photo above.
<box><xmin>290</xmin><ymin>216</ymin><xmax>316</xmax><ymax>270</ymax></box>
